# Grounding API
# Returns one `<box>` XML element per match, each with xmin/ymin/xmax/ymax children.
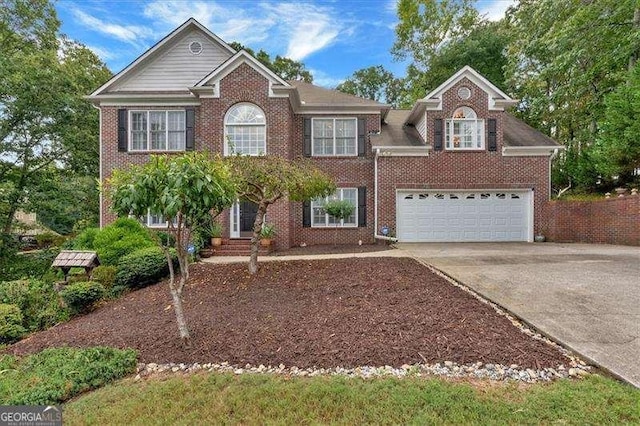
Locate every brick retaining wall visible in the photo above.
<box><xmin>547</xmin><ymin>195</ymin><xmax>640</xmax><ymax>246</ymax></box>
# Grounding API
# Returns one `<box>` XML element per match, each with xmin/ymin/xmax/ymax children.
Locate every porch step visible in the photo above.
<box><xmin>213</xmin><ymin>239</ymin><xmax>273</xmax><ymax>256</ymax></box>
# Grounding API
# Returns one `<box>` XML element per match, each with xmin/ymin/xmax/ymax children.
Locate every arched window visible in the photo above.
<box><xmin>224</xmin><ymin>103</ymin><xmax>266</xmax><ymax>155</ymax></box>
<box><xmin>445</xmin><ymin>106</ymin><xmax>484</xmax><ymax>150</ymax></box>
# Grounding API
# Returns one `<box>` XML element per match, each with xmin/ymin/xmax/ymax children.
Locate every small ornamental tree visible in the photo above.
<box><xmin>108</xmin><ymin>153</ymin><xmax>235</xmax><ymax>343</ymax></box>
<box><xmin>324</xmin><ymin>199</ymin><xmax>356</xmax><ymax>247</ymax></box>
<box><xmin>228</xmin><ymin>155</ymin><xmax>335</xmax><ymax>274</ymax></box>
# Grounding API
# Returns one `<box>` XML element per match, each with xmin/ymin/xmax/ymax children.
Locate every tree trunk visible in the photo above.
<box><xmin>248</xmin><ymin>203</ymin><xmax>268</xmax><ymax>275</ymax></box>
<box><xmin>163</xmin><ymin>245</ymin><xmax>190</xmax><ymax>344</ymax></box>
<box><xmin>169</xmin><ymin>285</ymin><xmax>191</xmax><ymax>344</ymax></box>
<box><xmin>629</xmin><ymin>7</ymin><xmax>640</xmax><ymax>73</ymax></box>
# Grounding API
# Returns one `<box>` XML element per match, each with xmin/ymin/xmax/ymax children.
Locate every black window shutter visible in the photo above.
<box><xmin>357</xmin><ymin>118</ymin><xmax>366</xmax><ymax>157</ymax></box>
<box><xmin>358</xmin><ymin>186</ymin><xmax>366</xmax><ymax>227</ymax></box>
<box><xmin>117</xmin><ymin>109</ymin><xmax>127</xmax><ymax>152</ymax></box>
<box><xmin>185</xmin><ymin>108</ymin><xmax>195</xmax><ymax>151</ymax></box>
<box><xmin>303</xmin><ymin>118</ymin><xmax>311</xmax><ymax>157</ymax></box>
<box><xmin>433</xmin><ymin>118</ymin><xmax>443</xmax><ymax>151</ymax></box>
<box><xmin>302</xmin><ymin>201</ymin><xmax>311</xmax><ymax>227</ymax></box>
<box><xmin>488</xmin><ymin>118</ymin><xmax>497</xmax><ymax>151</ymax></box>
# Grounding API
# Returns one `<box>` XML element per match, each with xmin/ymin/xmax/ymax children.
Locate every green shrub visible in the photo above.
<box><xmin>60</xmin><ymin>281</ymin><xmax>105</xmax><ymax>315</ymax></box>
<box><xmin>0</xmin><ymin>279</ymin><xmax>67</xmax><ymax>331</ymax></box>
<box><xmin>92</xmin><ymin>218</ymin><xmax>154</xmax><ymax>265</ymax></box>
<box><xmin>0</xmin><ymin>304</ymin><xmax>27</xmax><ymax>343</ymax></box>
<box><xmin>114</xmin><ymin>246</ymin><xmax>178</xmax><ymax>289</ymax></box>
<box><xmin>72</xmin><ymin>227</ymin><xmax>100</xmax><ymax>250</ymax></box>
<box><xmin>0</xmin><ymin>248</ymin><xmax>59</xmax><ymax>281</ymax></box>
<box><xmin>35</xmin><ymin>232</ymin><xmax>66</xmax><ymax>249</ymax></box>
<box><xmin>91</xmin><ymin>265</ymin><xmax>117</xmax><ymax>289</ymax></box>
<box><xmin>0</xmin><ymin>347</ymin><xmax>138</xmax><ymax>405</ymax></box>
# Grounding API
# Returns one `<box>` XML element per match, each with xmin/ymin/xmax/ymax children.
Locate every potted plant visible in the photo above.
<box><xmin>259</xmin><ymin>224</ymin><xmax>276</xmax><ymax>247</ymax></box>
<box><xmin>208</xmin><ymin>222</ymin><xmax>224</xmax><ymax>246</ymax></box>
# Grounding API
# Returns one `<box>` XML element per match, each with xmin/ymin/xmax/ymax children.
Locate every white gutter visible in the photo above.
<box><xmin>92</xmin><ymin>103</ymin><xmax>103</xmax><ymax>228</ymax></box>
<box><xmin>374</xmin><ymin>148</ymin><xmax>398</xmax><ymax>242</ymax></box>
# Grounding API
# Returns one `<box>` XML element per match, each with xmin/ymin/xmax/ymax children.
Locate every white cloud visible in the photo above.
<box><xmin>86</xmin><ymin>45</ymin><xmax>116</xmax><ymax>61</ymax></box>
<box><xmin>70</xmin><ymin>9</ymin><xmax>154</xmax><ymax>46</ymax></box>
<box><xmin>309</xmin><ymin>69</ymin><xmax>344</xmax><ymax>89</ymax></box>
<box><xmin>262</xmin><ymin>3</ymin><xmax>342</xmax><ymax>61</ymax></box>
<box><xmin>143</xmin><ymin>0</ymin><xmax>275</xmax><ymax>44</ymax></box>
<box><xmin>479</xmin><ymin>0</ymin><xmax>516</xmax><ymax>21</ymax></box>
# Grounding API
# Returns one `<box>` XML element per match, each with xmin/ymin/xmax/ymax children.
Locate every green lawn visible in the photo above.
<box><xmin>64</xmin><ymin>373</ymin><xmax>639</xmax><ymax>425</ymax></box>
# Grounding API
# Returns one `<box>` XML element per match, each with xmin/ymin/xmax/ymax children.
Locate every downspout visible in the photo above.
<box><xmin>374</xmin><ymin>148</ymin><xmax>398</xmax><ymax>242</ymax></box>
<box><xmin>92</xmin><ymin>103</ymin><xmax>103</xmax><ymax>228</ymax></box>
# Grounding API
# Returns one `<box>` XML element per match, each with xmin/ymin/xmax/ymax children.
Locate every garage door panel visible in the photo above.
<box><xmin>397</xmin><ymin>190</ymin><xmax>531</xmax><ymax>242</ymax></box>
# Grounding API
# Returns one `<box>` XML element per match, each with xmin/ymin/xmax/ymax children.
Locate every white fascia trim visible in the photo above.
<box><xmin>89</xmin><ymin>18</ymin><xmax>235</xmax><ymax>97</ymax></box>
<box><xmin>195</xmin><ymin>50</ymin><xmax>290</xmax><ymax>88</ymax></box>
<box><xmin>423</xmin><ymin>66</ymin><xmax>514</xmax><ymax>103</ymax></box>
<box><xmin>372</xmin><ymin>146</ymin><xmax>430</xmax><ymax>157</ymax></box>
<box><xmin>502</xmin><ymin>146</ymin><xmax>564</xmax><ymax>156</ymax></box>
<box><xmin>294</xmin><ymin>107</ymin><xmax>382</xmax><ymax>115</ymax></box>
<box><xmin>93</xmin><ymin>104</ymin><xmax>103</xmax><ymax>228</ymax></box>
<box><xmin>100</xmin><ymin>101</ymin><xmax>201</xmax><ymax>107</ymax></box>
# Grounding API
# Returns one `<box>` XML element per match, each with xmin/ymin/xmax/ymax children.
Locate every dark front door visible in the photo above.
<box><xmin>239</xmin><ymin>200</ymin><xmax>259</xmax><ymax>238</ymax></box>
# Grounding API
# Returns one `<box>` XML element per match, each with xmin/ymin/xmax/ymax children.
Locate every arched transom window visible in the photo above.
<box><xmin>445</xmin><ymin>106</ymin><xmax>484</xmax><ymax>150</ymax></box>
<box><xmin>224</xmin><ymin>103</ymin><xmax>266</xmax><ymax>155</ymax></box>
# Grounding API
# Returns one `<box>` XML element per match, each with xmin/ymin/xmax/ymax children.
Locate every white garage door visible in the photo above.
<box><xmin>397</xmin><ymin>190</ymin><xmax>532</xmax><ymax>242</ymax></box>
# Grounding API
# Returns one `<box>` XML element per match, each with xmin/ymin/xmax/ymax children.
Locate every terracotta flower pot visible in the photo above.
<box><xmin>260</xmin><ymin>238</ymin><xmax>271</xmax><ymax>247</ymax></box>
<box><xmin>211</xmin><ymin>237</ymin><xmax>222</xmax><ymax>247</ymax></box>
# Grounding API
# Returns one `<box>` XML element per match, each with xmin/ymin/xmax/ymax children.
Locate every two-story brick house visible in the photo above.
<box><xmin>89</xmin><ymin>18</ymin><xmax>561</xmax><ymax>247</ymax></box>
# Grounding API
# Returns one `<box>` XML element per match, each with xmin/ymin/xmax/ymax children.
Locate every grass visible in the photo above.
<box><xmin>0</xmin><ymin>347</ymin><xmax>137</xmax><ymax>405</ymax></box>
<box><xmin>64</xmin><ymin>373</ymin><xmax>639</xmax><ymax>425</ymax></box>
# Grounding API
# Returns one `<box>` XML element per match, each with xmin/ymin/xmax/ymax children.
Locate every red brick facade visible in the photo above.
<box><xmin>376</xmin><ymin>78</ymin><xmax>551</xmax><ymax>237</ymax></box>
<box><xmin>100</xmin><ymin>65</ymin><xmax>554</xmax><ymax>247</ymax></box>
<box><xmin>547</xmin><ymin>196</ymin><xmax>640</xmax><ymax>246</ymax></box>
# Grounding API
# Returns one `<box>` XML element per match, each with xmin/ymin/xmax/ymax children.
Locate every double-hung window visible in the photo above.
<box><xmin>129</xmin><ymin>110</ymin><xmax>186</xmax><ymax>152</ymax></box>
<box><xmin>445</xmin><ymin>107</ymin><xmax>484</xmax><ymax>150</ymax></box>
<box><xmin>312</xmin><ymin>118</ymin><xmax>357</xmax><ymax>156</ymax></box>
<box><xmin>311</xmin><ymin>188</ymin><xmax>357</xmax><ymax>227</ymax></box>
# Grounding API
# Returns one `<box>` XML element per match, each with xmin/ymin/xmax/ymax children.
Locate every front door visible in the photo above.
<box><xmin>230</xmin><ymin>200</ymin><xmax>259</xmax><ymax>238</ymax></box>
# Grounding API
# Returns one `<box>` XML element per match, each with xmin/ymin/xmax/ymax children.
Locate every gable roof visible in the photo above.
<box><xmin>193</xmin><ymin>49</ymin><xmax>289</xmax><ymax>88</ymax></box>
<box><xmin>89</xmin><ymin>18</ymin><xmax>236</xmax><ymax>98</ymax></box>
<box><xmin>407</xmin><ymin>66</ymin><xmax>519</xmax><ymax>123</ymax></box>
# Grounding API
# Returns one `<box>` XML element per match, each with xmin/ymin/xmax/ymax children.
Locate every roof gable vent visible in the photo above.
<box><xmin>189</xmin><ymin>40</ymin><xmax>203</xmax><ymax>55</ymax></box>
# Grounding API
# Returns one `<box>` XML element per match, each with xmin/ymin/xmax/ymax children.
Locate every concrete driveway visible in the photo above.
<box><xmin>397</xmin><ymin>242</ymin><xmax>640</xmax><ymax>388</ymax></box>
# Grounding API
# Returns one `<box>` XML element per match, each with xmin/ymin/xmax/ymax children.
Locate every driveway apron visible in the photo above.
<box><xmin>398</xmin><ymin>242</ymin><xmax>640</xmax><ymax>388</ymax></box>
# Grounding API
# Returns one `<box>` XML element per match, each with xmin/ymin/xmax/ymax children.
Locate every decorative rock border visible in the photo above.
<box><xmin>132</xmin><ymin>258</ymin><xmax>593</xmax><ymax>384</ymax></box>
<box><xmin>135</xmin><ymin>360</ymin><xmax>590</xmax><ymax>383</ymax></box>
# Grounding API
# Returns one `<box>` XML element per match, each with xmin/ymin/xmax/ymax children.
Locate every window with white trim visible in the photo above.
<box><xmin>225</xmin><ymin>103</ymin><xmax>266</xmax><ymax>155</ymax></box>
<box><xmin>144</xmin><ymin>212</ymin><xmax>178</xmax><ymax>228</ymax></box>
<box><xmin>311</xmin><ymin>188</ymin><xmax>357</xmax><ymax>227</ymax></box>
<box><xmin>129</xmin><ymin>110</ymin><xmax>186</xmax><ymax>152</ymax></box>
<box><xmin>445</xmin><ymin>107</ymin><xmax>484</xmax><ymax>150</ymax></box>
<box><xmin>312</xmin><ymin>118</ymin><xmax>357</xmax><ymax>156</ymax></box>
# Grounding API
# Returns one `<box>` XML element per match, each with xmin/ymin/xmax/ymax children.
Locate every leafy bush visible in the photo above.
<box><xmin>91</xmin><ymin>265</ymin><xmax>117</xmax><ymax>289</ymax></box>
<box><xmin>0</xmin><ymin>279</ymin><xmax>67</xmax><ymax>331</ymax></box>
<box><xmin>60</xmin><ymin>281</ymin><xmax>105</xmax><ymax>315</ymax></box>
<box><xmin>92</xmin><ymin>218</ymin><xmax>155</xmax><ymax>265</ymax></box>
<box><xmin>72</xmin><ymin>227</ymin><xmax>100</xmax><ymax>250</ymax></box>
<box><xmin>0</xmin><ymin>347</ymin><xmax>138</xmax><ymax>405</ymax></box>
<box><xmin>114</xmin><ymin>246</ymin><xmax>178</xmax><ymax>289</ymax></box>
<box><xmin>0</xmin><ymin>248</ymin><xmax>59</xmax><ymax>281</ymax></box>
<box><xmin>0</xmin><ymin>304</ymin><xmax>27</xmax><ymax>343</ymax></box>
<box><xmin>35</xmin><ymin>232</ymin><xmax>66</xmax><ymax>249</ymax></box>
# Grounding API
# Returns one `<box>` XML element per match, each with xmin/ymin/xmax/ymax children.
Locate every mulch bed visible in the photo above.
<box><xmin>270</xmin><ymin>243</ymin><xmax>393</xmax><ymax>256</ymax></box>
<box><xmin>7</xmin><ymin>258</ymin><xmax>568</xmax><ymax>369</ymax></box>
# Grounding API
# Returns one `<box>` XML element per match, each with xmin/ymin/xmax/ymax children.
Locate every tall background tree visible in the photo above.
<box><xmin>336</xmin><ymin>66</ymin><xmax>404</xmax><ymax>107</ymax></box>
<box><xmin>229</xmin><ymin>42</ymin><xmax>314</xmax><ymax>83</ymax></box>
<box><xmin>0</xmin><ymin>0</ymin><xmax>111</xmax><ymax>235</ymax></box>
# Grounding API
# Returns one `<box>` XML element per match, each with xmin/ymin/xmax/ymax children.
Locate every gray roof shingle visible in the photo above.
<box><xmin>288</xmin><ymin>80</ymin><xmax>388</xmax><ymax>107</ymax></box>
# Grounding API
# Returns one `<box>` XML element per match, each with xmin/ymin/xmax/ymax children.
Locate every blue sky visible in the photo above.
<box><xmin>55</xmin><ymin>0</ymin><xmax>514</xmax><ymax>88</ymax></box>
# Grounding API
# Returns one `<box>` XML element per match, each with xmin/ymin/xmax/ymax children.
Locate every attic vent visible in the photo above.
<box><xmin>189</xmin><ymin>41</ymin><xmax>203</xmax><ymax>55</ymax></box>
<box><xmin>457</xmin><ymin>86</ymin><xmax>471</xmax><ymax>100</ymax></box>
